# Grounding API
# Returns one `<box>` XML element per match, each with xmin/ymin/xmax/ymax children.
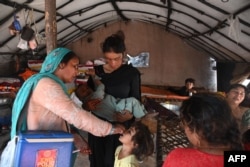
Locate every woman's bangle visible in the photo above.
<box><xmin>109</xmin><ymin>124</ymin><xmax>115</xmax><ymax>135</ymax></box>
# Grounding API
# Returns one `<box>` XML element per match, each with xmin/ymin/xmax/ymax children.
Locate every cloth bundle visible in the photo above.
<box><xmin>17</xmin><ymin>9</ymin><xmax>39</xmax><ymax>50</ymax></box>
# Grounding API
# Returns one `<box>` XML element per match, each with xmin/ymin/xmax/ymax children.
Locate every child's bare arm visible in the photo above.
<box><xmin>84</xmin><ymin>99</ymin><xmax>102</xmax><ymax>111</ymax></box>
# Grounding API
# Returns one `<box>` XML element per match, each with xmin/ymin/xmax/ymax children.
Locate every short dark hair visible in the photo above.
<box><xmin>87</xmin><ymin>76</ymin><xmax>96</xmax><ymax>91</ymax></box>
<box><xmin>185</xmin><ymin>78</ymin><xmax>195</xmax><ymax>84</ymax></box>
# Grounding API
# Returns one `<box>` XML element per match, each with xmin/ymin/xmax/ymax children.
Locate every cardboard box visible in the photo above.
<box><xmin>14</xmin><ymin>131</ymin><xmax>74</xmax><ymax>167</ymax></box>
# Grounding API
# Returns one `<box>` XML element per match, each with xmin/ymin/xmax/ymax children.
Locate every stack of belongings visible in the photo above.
<box><xmin>27</xmin><ymin>60</ymin><xmax>43</xmax><ymax>72</ymax></box>
<box><xmin>0</xmin><ymin>78</ymin><xmax>21</xmax><ymax>131</ymax></box>
<box><xmin>76</xmin><ymin>62</ymin><xmax>94</xmax><ymax>85</ymax></box>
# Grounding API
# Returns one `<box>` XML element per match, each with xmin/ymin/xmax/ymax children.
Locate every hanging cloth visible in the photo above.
<box><xmin>227</xmin><ymin>15</ymin><xmax>241</xmax><ymax>44</ymax></box>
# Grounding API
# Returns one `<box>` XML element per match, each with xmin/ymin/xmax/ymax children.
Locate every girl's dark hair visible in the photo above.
<box><xmin>131</xmin><ymin>121</ymin><xmax>154</xmax><ymax>161</ymax></box>
<box><xmin>87</xmin><ymin>75</ymin><xmax>96</xmax><ymax>91</ymax></box>
<box><xmin>180</xmin><ymin>93</ymin><xmax>243</xmax><ymax>150</ymax></box>
<box><xmin>60</xmin><ymin>51</ymin><xmax>77</xmax><ymax>64</ymax></box>
<box><xmin>102</xmin><ymin>31</ymin><xmax>126</xmax><ymax>53</ymax></box>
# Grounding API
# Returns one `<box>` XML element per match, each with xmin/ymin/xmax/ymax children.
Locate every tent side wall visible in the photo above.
<box><xmin>67</xmin><ymin>21</ymin><xmax>217</xmax><ymax>91</ymax></box>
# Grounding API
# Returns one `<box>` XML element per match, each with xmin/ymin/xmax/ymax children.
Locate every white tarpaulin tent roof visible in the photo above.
<box><xmin>0</xmin><ymin>0</ymin><xmax>250</xmax><ymax>62</ymax></box>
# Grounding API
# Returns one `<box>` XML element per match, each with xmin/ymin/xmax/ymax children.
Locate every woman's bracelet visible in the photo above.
<box><xmin>109</xmin><ymin>124</ymin><xmax>115</xmax><ymax>135</ymax></box>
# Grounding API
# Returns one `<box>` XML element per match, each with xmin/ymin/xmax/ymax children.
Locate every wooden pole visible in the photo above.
<box><xmin>45</xmin><ymin>0</ymin><xmax>57</xmax><ymax>54</ymax></box>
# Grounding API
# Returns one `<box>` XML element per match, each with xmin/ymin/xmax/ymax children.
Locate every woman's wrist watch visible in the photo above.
<box><xmin>109</xmin><ymin>124</ymin><xmax>115</xmax><ymax>135</ymax></box>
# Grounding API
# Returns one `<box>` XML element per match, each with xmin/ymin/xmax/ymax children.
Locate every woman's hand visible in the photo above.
<box><xmin>72</xmin><ymin>131</ymin><xmax>92</xmax><ymax>155</ymax></box>
<box><xmin>114</xmin><ymin>110</ymin><xmax>133</xmax><ymax>123</ymax></box>
<box><xmin>111</xmin><ymin>124</ymin><xmax>126</xmax><ymax>135</ymax></box>
<box><xmin>85</xmin><ymin>69</ymin><xmax>96</xmax><ymax>77</ymax></box>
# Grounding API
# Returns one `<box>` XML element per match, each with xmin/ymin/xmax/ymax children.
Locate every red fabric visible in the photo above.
<box><xmin>244</xmin><ymin>143</ymin><xmax>250</xmax><ymax>151</ymax></box>
<box><xmin>162</xmin><ymin>148</ymin><xmax>224</xmax><ymax>167</ymax></box>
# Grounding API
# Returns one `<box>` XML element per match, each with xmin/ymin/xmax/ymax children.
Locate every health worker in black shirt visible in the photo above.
<box><xmin>87</xmin><ymin>30</ymin><xmax>141</xmax><ymax>167</ymax></box>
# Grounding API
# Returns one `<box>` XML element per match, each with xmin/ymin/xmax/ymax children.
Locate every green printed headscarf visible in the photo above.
<box><xmin>11</xmin><ymin>47</ymin><xmax>73</xmax><ymax>138</ymax></box>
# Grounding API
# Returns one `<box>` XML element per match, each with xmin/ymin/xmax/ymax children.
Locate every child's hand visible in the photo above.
<box><xmin>84</xmin><ymin>99</ymin><xmax>101</xmax><ymax>111</ymax></box>
<box><xmin>85</xmin><ymin>69</ymin><xmax>96</xmax><ymax>76</ymax></box>
<box><xmin>114</xmin><ymin>110</ymin><xmax>133</xmax><ymax>122</ymax></box>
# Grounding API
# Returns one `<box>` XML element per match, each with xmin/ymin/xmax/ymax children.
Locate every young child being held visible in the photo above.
<box><xmin>71</xmin><ymin>76</ymin><xmax>157</xmax><ymax>122</ymax></box>
<box><xmin>114</xmin><ymin>121</ymin><xmax>154</xmax><ymax>167</ymax></box>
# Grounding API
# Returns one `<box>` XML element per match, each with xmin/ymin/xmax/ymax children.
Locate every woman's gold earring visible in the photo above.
<box><xmin>59</xmin><ymin>64</ymin><xmax>64</xmax><ymax>69</ymax></box>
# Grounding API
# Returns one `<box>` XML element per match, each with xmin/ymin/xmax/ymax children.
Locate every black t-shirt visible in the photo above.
<box><xmin>94</xmin><ymin>64</ymin><xmax>141</xmax><ymax>101</ymax></box>
<box><xmin>177</xmin><ymin>86</ymin><xmax>189</xmax><ymax>96</ymax></box>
